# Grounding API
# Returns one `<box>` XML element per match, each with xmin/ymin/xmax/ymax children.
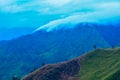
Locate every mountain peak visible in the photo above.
<box><xmin>34</xmin><ymin>14</ymin><xmax>119</xmax><ymax>32</ymax></box>
<box><xmin>34</xmin><ymin>15</ymin><xmax>101</xmax><ymax>32</ymax></box>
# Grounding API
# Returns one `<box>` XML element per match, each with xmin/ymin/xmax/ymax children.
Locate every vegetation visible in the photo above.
<box><xmin>93</xmin><ymin>44</ymin><xmax>97</xmax><ymax>49</ymax></box>
<box><xmin>41</xmin><ymin>62</ymin><xmax>45</xmax><ymax>66</ymax></box>
<box><xmin>1</xmin><ymin>23</ymin><xmax>120</xmax><ymax>80</ymax></box>
<box><xmin>106</xmin><ymin>70</ymin><xmax>120</xmax><ymax>80</ymax></box>
<box><xmin>78</xmin><ymin>48</ymin><xmax>120</xmax><ymax>80</ymax></box>
<box><xmin>0</xmin><ymin>24</ymin><xmax>110</xmax><ymax>80</ymax></box>
<box><xmin>22</xmin><ymin>48</ymin><xmax>120</xmax><ymax>80</ymax></box>
<box><xmin>12</xmin><ymin>76</ymin><xmax>20</xmax><ymax>80</ymax></box>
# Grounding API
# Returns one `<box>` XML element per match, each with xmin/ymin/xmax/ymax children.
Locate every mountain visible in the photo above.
<box><xmin>0</xmin><ymin>22</ymin><xmax>120</xmax><ymax>80</ymax></box>
<box><xmin>22</xmin><ymin>47</ymin><xmax>120</xmax><ymax>80</ymax></box>
<box><xmin>93</xmin><ymin>23</ymin><xmax>120</xmax><ymax>46</ymax></box>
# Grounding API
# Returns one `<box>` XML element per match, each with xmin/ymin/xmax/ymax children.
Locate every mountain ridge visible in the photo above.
<box><xmin>22</xmin><ymin>47</ymin><xmax>120</xmax><ymax>80</ymax></box>
<box><xmin>0</xmin><ymin>22</ymin><xmax>120</xmax><ymax>80</ymax></box>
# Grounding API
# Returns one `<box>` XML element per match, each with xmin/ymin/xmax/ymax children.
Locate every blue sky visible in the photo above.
<box><xmin>0</xmin><ymin>0</ymin><xmax>120</xmax><ymax>40</ymax></box>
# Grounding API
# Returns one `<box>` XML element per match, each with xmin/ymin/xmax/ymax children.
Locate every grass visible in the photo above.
<box><xmin>77</xmin><ymin>48</ymin><xmax>120</xmax><ymax>80</ymax></box>
<box><xmin>22</xmin><ymin>48</ymin><xmax>120</xmax><ymax>80</ymax></box>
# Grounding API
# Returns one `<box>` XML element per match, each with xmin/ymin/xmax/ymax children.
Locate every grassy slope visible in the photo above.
<box><xmin>22</xmin><ymin>48</ymin><xmax>120</xmax><ymax>80</ymax></box>
<box><xmin>77</xmin><ymin>48</ymin><xmax>120</xmax><ymax>80</ymax></box>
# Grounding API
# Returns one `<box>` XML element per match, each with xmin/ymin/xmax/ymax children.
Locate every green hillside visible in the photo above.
<box><xmin>23</xmin><ymin>48</ymin><xmax>120</xmax><ymax>80</ymax></box>
<box><xmin>78</xmin><ymin>48</ymin><xmax>120</xmax><ymax>80</ymax></box>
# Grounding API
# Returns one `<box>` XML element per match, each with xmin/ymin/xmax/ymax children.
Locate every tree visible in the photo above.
<box><xmin>93</xmin><ymin>44</ymin><xmax>97</xmax><ymax>49</ymax></box>
<box><xmin>12</xmin><ymin>76</ymin><xmax>18</xmax><ymax>80</ymax></box>
<box><xmin>112</xmin><ymin>45</ymin><xmax>115</xmax><ymax>49</ymax></box>
<box><xmin>41</xmin><ymin>62</ymin><xmax>45</xmax><ymax>66</ymax></box>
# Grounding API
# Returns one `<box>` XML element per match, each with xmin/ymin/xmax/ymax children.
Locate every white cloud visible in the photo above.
<box><xmin>44</xmin><ymin>0</ymin><xmax>72</xmax><ymax>7</ymax></box>
<box><xmin>0</xmin><ymin>0</ymin><xmax>120</xmax><ymax>14</ymax></box>
<box><xmin>35</xmin><ymin>1</ymin><xmax>120</xmax><ymax>32</ymax></box>
<box><xmin>0</xmin><ymin>0</ymin><xmax>120</xmax><ymax>29</ymax></box>
<box><xmin>0</xmin><ymin>0</ymin><xmax>14</xmax><ymax>6</ymax></box>
<box><xmin>0</xmin><ymin>0</ymin><xmax>23</xmax><ymax>13</ymax></box>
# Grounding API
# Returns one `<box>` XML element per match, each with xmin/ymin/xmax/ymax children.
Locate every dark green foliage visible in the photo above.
<box><xmin>93</xmin><ymin>44</ymin><xmax>97</xmax><ymax>49</ymax></box>
<box><xmin>112</xmin><ymin>45</ymin><xmax>115</xmax><ymax>49</ymax></box>
<box><xmin>106</xmin><ymin>70</ymin><xmax>120</xmax><ymax>80</ymax></box>
<box><xmin>41</xmin><ymin>62</ymin><xmax>45</xmax><ymax>66</ymax></box>
<box><xmin>12</xmin><ymin>76</ymin><xmax>20</xmax><ymax>80</ymax></box>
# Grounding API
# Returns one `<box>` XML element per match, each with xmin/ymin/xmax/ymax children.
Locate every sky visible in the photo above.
<box><xmin>0</xmin><ymin>0</ymin><xmax>120</xmax><ymax>40</ymax></box>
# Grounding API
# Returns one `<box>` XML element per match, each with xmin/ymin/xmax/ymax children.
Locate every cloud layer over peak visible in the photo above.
<box><xmin>35</xmin><ymin>1</ymin><xmax>120</xmax><ymax>32</ymax></box>
<box><xmin>0</xmin><ymin>0</ymin><xmax>120</xmax><ymax>27</ymax></box>
<box><xmin>0</xmin><ymin>0</ymin><xmax>120</xmax><ymax>39</ymax></box>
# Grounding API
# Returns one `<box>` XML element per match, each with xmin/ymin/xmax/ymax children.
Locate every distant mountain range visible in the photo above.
<box><xmin>22</xmin><ymin>47</ymin><xmax>120</xmax><ymax>80</ymax></box>
<box><xmin>0</xmin><ymin>22</ymin><xmax>120</xmax><ymax>80</ymax></box>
